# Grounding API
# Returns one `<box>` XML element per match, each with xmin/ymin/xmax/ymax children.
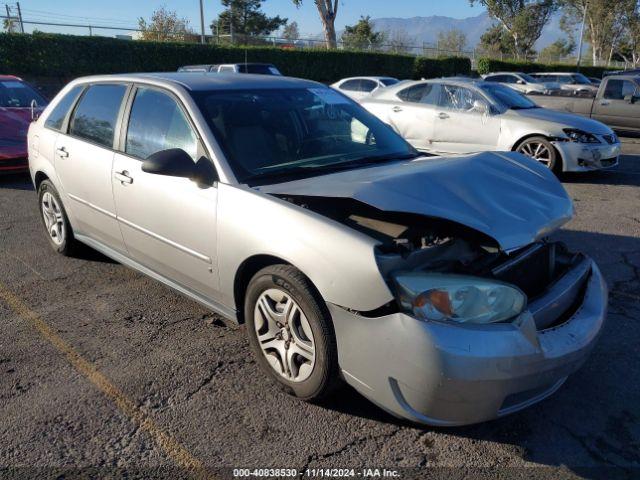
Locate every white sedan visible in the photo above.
<box><xmin>331</xmin><ymin>76</ymin><xmax>400</xmax><ymax>100</ymax></box>
<box><xmin>360</xmin><ymin>78</ymin><xmax>621</xmax><ymax>173</ymax></box>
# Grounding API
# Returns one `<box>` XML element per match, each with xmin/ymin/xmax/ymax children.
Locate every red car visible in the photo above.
<box><xmin>0</xmin><ymin>75</ymin><xmax>48</xmax><ymax>174</ymax></box>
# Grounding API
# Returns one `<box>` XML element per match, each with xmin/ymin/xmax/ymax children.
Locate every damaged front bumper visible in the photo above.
<box><xmin>329</xmin><ymin>258</ymin><xmax>607</xmax><ymax>426</ymax></box>
<box><xmin>553</xmin><ymin>139</ymin><xmax>621</xmax><ymax>172</ymax></box>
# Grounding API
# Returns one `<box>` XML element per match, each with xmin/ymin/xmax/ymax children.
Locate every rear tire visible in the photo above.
<box><xmin>38</xmin><ymin>180</ymin><xmax>78</xmax><ymax>256</ymax></box>
<box><xmin>245</xmin><ymin>264</ymin><xmax>340</xmax><ymax>401</ymax></box>
<box><xmin>515</xmin><ymin>136</ymin><xmax>562</xmax><ymax>174</ymax></box>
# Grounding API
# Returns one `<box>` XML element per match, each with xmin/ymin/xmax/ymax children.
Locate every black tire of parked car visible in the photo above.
<box><xmin>37</xmin><ymin>180</ymin><xmax>78</xmax><ymax>256</ymax></box>
<box><xmin>244</xmin><ymin>264</ymin><xmax>341</xmax><ymax>401</ymax></box>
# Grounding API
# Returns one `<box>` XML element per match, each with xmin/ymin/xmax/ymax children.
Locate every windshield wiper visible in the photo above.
<box><xmin>299</xmin><ymin>152</ymin><xmax>421</xmax><ymax>173</ymax></box>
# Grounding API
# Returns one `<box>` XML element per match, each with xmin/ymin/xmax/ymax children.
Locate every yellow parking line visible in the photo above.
<box><xmin>0</xmin><ymin>282</ymin><xmax>212</xmax><ymax>480</ymax></box>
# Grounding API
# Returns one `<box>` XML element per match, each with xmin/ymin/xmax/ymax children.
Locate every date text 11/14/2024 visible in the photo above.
<box><xmin>233</xmin><ymin>468</ymin><xmax>401</xmax><ymax>478</ymax></box>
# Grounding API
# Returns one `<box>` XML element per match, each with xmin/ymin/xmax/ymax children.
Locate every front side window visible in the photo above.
<box><xmin>125</xmin><ymin>87</ymin><xmax>198</xmax><ymax>161</ymax></box>
<box><xmin>380</xmin><ymin>78</ymin><xmax>399</xmax><ymax>87</ymax></box>
<box><xmin>194</xmin><ymin>87</ymin><xmax>416</xmax><ymax>183</ymax></box>
<box><xmin>439</xmin><ymin>85</ymin><xmax>487</xmax><ymax>112</ymax></box>
<box><xmin>604</xmin><ymin>79</ymin><xmax>637</xmax><ymax>100</ymax></box>
<box><xmin>0</xmin><ymin>79</ymin><xmax>47</xmax><ymax>108</ymax></box>
<box><xmin>479</xmin><ymin>83</ymin><xmax>537</xmax><ymax>110</ymax></box>
<box><xmin>68</xmin><ymin>84</ymin><xmax>127</xmax><ymax>148</ymax></box>
<box><xmin>45</xmin><ymin>86</ymin><xmax>83</xmax><ymax>131</ymax></box>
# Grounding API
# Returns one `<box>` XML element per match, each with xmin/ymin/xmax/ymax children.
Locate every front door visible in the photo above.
<box><xmin>432</xmin><ymin>83</ymin><xmax>501</xmax><ymax>154</ymax></box>
<box><xmin>111</xmin><ymin>86</ymin><xmax>219</xmax><ymax>299</ymax></box>
<box><xmin>592</xmin><ymin>78</ymin><xmax>640</xmax><ymax>132</ymax></box>
<box><xmin>54</xmin><ymin>83</ymin><xmax>129</xmax><ymax>252</ymax></box>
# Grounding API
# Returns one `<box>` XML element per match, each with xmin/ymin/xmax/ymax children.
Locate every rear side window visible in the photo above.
<box><xmin>125</xmin><ymin>87</ymin><xmax>198</xmax><ymax>161</ymax></box>
<box><xmin>339</xmin><ymin>79</ymin><xmax>361</xmax><ymax>91</ymax></box>
<box><xmin>397</xmin><ymin>84</ymin><xmax>439</xmax><ymax>104</ymax></box>
<box><xmin>45</xmin><ymin>86</ymin><xmax>83</xmax><ymax>131</ymax></box>
<box><xmin>69</xmin><ymin>84</ymin><xmax>127</xmax><ymax>148</ymax></box>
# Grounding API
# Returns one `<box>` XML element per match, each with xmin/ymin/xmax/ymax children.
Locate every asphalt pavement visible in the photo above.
<box><xmin>0</xmin><ymin>142</ymin><xmax>639</xmax><ymax>480</ymax></box>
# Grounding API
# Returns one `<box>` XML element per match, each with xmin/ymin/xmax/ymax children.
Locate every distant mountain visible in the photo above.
<box><xmin>370</xmin><ymin>12</ymin><xmax>566</xmax><ymax>51</ymax></box>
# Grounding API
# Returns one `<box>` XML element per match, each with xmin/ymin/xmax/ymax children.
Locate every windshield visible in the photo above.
<box><xmin>519</xmin><ymin>73</ymin><xmax>538</xmax><ymax>83</ymax></box>
<box><xmin>0</xmin><ymin>80</ymin><xmax>47</xmax><ymax>108</ymax></box>
<box><xmin>479</xmin><ymin>83</ymin><xmax>538</xmax><ymax>110</ymax></box>
<box><xmin>571</xmin><ymin>73</ymin><xmax>592</xmax><ymax>85</ymax></box>
<box><xmin>194</xmin><ymin>87</ymin><xmax>417</xmax><ymax>183</ymax></box>
<box><xmin>380</xmin><ymin>78</ymin><xmax>399</xmax><ymax>86</ymax></box>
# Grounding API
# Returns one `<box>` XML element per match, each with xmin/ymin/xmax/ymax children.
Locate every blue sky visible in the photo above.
<box><xmin>12</xmin><ymin>0</ymin><xmax>486</xmax><ymax>37</ymax></box>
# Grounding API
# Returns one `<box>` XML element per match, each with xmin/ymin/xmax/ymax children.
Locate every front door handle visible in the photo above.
<box><xmin>55</xmin><ymin>147</ymin><xmax>69</xmax><ymax>158</ymax></box>
<box><xmin>392</xmin><ymin>106</ymin><xmax>403</xmax><ymax>113</ymax></box>
<box><xmin>114</xmin><ymin>171</ymin><xmax>133</xmax><ymax>185</ymax></box>
<box><xmin>438</xmin><ymin>112</ymin><xmax>450</xmax><ymax>119</ymax></box>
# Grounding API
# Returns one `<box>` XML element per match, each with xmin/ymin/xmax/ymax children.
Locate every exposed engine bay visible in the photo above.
<box><xmin>275</xmin><ymin>194</ymin><xmax>586</xmax><ymax>321</ymax></box>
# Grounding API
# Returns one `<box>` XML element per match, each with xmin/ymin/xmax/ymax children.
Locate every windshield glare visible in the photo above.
<box><xmin>572</xmin><ymin>73</ymin><xmax>592</xmax><ymax>85</ymax></box>
<box><xmin>0</xmin><ymin>80</ymin><xmax>47</xmax><ymax>108</ymax></box>
<box><xmin>479</xmin><ymin>83</ymin><xmax>537</xmax><ymax>109</ymax></box>
<box><xmin>194</xmin><ymin>88</ymin><xmax>416</xmax><ymax>183</ymax></box>
<box><xmin>519</xmin><ymin>73</ymin><xmax>538</xmax><ymax>83</ymax></box>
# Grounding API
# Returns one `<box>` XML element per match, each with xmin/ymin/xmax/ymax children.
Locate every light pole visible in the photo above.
<box><xmin>199</xmin><ymin>0</ymin><xmax>206</xmax><ymax>44</ymax></box>
<box><xmin>576</xmin><ymin>2</ymin><xmax>587</xmax><ymax>69</ymax></box>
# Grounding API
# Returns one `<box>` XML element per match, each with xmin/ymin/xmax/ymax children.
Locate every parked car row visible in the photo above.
<box><xmin>27</xmin><ymin>72</ymin><xmax>608</xmax><ymax>427</ymax></box>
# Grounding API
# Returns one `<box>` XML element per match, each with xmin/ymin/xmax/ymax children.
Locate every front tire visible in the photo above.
<box><xmin>38</xmin><ymin>180</ymin><xmax>78</xmax><ymax>256</ymax></box>
<box><xmin>245</xmin><ymin>264</ymin><xmax>340</xmax><ymax>400</ymax></box>
<box><xmin>515</xmin><ymin>136</ymin><xmax>561</xmax><ymax>173</ymax></box>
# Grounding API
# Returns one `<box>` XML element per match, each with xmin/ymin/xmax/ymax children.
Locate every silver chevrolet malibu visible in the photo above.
<box><xmin>28</xmin><ymin>73</ymin><xmax>608</xmax><ymax>426</ymax></box>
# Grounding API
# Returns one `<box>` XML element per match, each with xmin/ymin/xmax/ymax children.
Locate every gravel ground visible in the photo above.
<box><xmin>0</xmin><ymin>142</ymin><xmax>639</xmax><ymax>480</ymax></box>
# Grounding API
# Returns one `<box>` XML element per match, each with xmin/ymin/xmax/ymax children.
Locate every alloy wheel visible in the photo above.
<box><xmin>517</xmin><ymin>140</ymin><xmax>553</xmax><ymax>167</ymax></box>
<box><xmin>41</xmin><ymin>191</ymin><xmax>65</xmax><ymax>246</ymax></box>
<box><xmin>253</xmin><ymin>288</ymin><xmax>316</xmax><ymax>382</ymax></box>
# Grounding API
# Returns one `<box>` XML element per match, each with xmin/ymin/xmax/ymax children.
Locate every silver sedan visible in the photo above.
<box><xmin>360</xmin><ymin>78</ymin><xmax>621</xmax><ymax>173</ymax></box>
<box><xmin>28</xmin><ymin>73</ymin><xmax>607</xmax><ymax>426</ymax></box>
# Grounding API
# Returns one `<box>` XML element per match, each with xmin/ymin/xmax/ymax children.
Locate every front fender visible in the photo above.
<box><xmin>215</xmin><ymin>183</ymin><xmax>395</xmax><ymax>313</ymax></box>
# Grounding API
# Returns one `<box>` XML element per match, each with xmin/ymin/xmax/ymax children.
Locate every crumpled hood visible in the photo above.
<box><xmin>514</xmin><ymin>106</ymin><xmax>612</xmax><ymax>135</ymax></box>
<box><xmin>258</xmin><ymin>152</ymin><xmax>574</xmax><ymax>251</ymax></box>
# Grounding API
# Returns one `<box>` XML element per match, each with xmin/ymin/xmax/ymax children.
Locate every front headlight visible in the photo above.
<box><xmin>392</xmin><ymin>273</ymin><xmax>526</xmax><ymax>325</ymax></box>
<box><xmin>562</xmin><ymin>128</ymin><xmax>601</xmax><ymax>144</ymax></box>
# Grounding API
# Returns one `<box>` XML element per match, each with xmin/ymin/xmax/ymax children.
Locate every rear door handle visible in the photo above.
<box><xmin>55</xmin><ymin>147</ymin><xmax>69</xmax><ymax>158</ymax></box>
<box><xmin>114</xmin><ymin>171</ymin><xmax>133</xmax><ymax>185</ymax></box>
<box><xmin>392</xmin><ymin>106</ymin><xmax>403</xmax><ymax>113</ymax></box>
<box><xmin>438</xmin><ymin>112</ymin><xmax>450</xmax><ymax>119</ymax></box>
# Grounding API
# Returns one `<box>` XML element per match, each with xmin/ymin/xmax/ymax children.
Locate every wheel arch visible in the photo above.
<box><xmin>510</xmin><ymin>133</ymin><xmax>564</xmax><ymax>170</ymax></box>
<box><xmin>234</xmin><ymin>254</ymin><xmax>326</xmax><ymax>325</ymax></box>
<box><xmin>34</xmin><ymin>170</ymin><xmax>50</xmax><ymax>190</ymax></box>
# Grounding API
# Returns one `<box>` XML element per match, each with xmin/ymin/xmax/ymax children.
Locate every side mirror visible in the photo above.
<box><xmin>30</xmin><ymin>99</ymin><xmax>39</xmax><ymax>121</ymax></box>
<box><xmin>142</xmin><ymin>148</ymin><xmax>196</xmax><ymax>179</ymax></box>
<box><xmin>142</xmin><ymin>148</ymin><xmax>218</xmax><ymax>186</ymax></box>
<box><xmin>624</xmin><ymin>94</ymin><xmax>637</xmax><ymax>104</ymax></box>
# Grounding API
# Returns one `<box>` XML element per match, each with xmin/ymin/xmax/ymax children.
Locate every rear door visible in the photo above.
<box><xmin>111</xmin><ymin>85</ymin><xmax>219</xmax><ymax>299</ymax></box>
<box><xmin>53</xmin><ymin>83</ymin><xmax>129</xmax><ymax>251</ymax></box>
<box><xmin>592</xmin><ymin>78</ymin><xmax>640</xmax><ymax>131</ymax></box>
<box><xmin>432</xmin><ymin>83</ymin><xmax>501</xmax><ymax>153</ymax></box>
<box><xmin>384</xmin><ymin>83</ymin><xmax>440</xmax><ymax>151</ymax></box>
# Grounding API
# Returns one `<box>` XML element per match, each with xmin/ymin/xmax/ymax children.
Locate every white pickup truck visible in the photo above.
<box><xmin>532</xmin><ymin>75</ymin><xmax>640</xmax><ymax>134</ymax></box>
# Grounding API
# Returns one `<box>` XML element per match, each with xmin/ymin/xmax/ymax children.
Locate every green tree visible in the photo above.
<box><xmin>559</xmin><ymin>0</ymin><xmax>626</xmax><ymax>65</ymax></box>
<box><xmin>538</xmin><ymin>38</ymin><xmax>575</xmax><ymax>61</ymax></box>
<box><xmin>282</xmin><ymin>20</ymin><xmax>300</xmax><ymax>40</ymax></box>
<box><xmin>437</xmin><ymin>29</ymin><xmax>468</xmax><ymax>53</ymax></box>
<box><xmin>138</xmin><ymin>6</ymin><xmax>193</xmax><ymax>42</ymax></box>
<box><xmin>341</xmin><ymin>16</ymin><xmax>386</xmax><ymax>50</ymax></box>
<box><xmin>470</xmin><ymin>0</ymin><xmax>557</xmax><ymax>59</ymax></box>
<box><xmin>617</xmin><ymin>0</ymin><xmax>640</xmax><ymax>67</ymax></box>
<box><xmin>213</xmin><ymin>0</ymin><xmax>287</xmax><ymax>38</ymax></box>
<box><xmin>292</xmin><ymin>0</ymin><xmax>339</xmax><ymax>49</ymax></box>
<box><xmin>478</xmin><ymin>24</ymin><xmax>516</xmax><ymax>55</ymax></box>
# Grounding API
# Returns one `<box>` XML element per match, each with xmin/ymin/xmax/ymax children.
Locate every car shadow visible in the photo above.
<box><xmin>316</xmin><ymin>229</ymin><xmax>640</xmax><ymax>478</ymax></box>
<box><xmin>0</xmin><ymin>172</ymin><xmax>34</xmax><ymax>190</ymax></box>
